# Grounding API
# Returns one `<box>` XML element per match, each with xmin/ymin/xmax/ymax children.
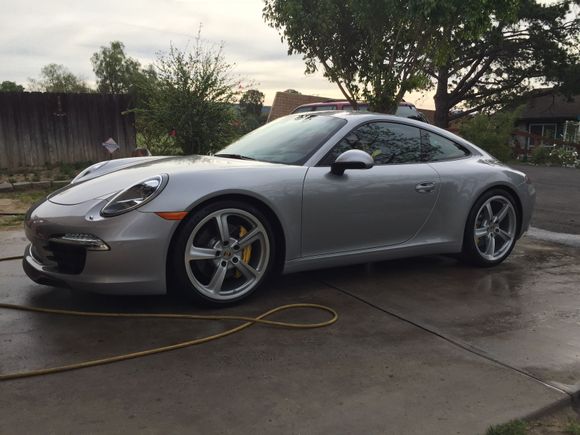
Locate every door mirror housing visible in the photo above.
<box><xmin>330</xmin><ymin>149</ymin><xmax>374</xmax><ymax>176</ymax></box>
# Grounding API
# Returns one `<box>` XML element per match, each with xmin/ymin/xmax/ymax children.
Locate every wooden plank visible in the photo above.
<box><xmin>0</xmin><ymin>92</ymin><xmax>137</xmax><ymax>169</ymax></box>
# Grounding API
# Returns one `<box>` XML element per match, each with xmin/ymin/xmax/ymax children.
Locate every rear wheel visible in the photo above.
<box><xmin>170</xmin><ymin>200</ymin><xmax>276</xmax><ymax>306</ymax></box>
<box><xmin>462</xmin><ymin>190</ymin><xmax>519</xmax><ymax>266</ymax></box>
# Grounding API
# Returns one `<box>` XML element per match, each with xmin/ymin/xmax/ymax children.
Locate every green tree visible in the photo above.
<box><xmin>459</xmin><ymin>109</ymin><xmax>522</xmax><ymax>162</ymax></box>
<box><xmin>239</xmin><ymin>89</ymin><xmax>264</xmax><ymax>118</ymax></box>
<box><xmin>0</xmin><ymin>81</ymin><xmax>24</xmax><ymax>92</ymax></box>
<box><xmin>91</xmin><ymin>41</ymin><xmax>143</xmax><ymax>94</ymax></box>
<box><xmin>263</xmin><ymin>0</ymin><xmax>512</xmax><ymax>113</ymax></box>
<box><xmin>429</xmin><ymin>0</ymin><xmax>580</xmax><ymax>127</ymax></box>
<box><xmin>28</xmin><ymin>64</ymin><xmax>90</xmax><ymax>93</ymax></box>
<box><xmin>134</xmin><ymin>33</ymin><xmax>241</xmax><ymax>155</ymax></box>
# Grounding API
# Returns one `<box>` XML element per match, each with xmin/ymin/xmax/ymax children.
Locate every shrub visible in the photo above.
<box><xmin>549</xmin><ymin>147</ymin><xmax>579</xmax><ymax>168</ymax></box>
<box><xmin>530</xmin><ymin>145</ymin><xmax>552</xmax><ymax>165</ymax></box>
<box><xmin>459</xmin><ymin>109</ymin><xmax>521</xmax><ymax>162</ymax></box>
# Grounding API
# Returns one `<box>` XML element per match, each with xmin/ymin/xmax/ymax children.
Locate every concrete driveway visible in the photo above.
<box><xmin>1</xmin><ymin>165</ymin><xmax>579</xmax><ymax>434</ymax></box>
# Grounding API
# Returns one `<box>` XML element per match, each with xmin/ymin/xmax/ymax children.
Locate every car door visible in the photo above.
<box><xmin>301</xmin><ymin>121</ymin><xmax>440</xmax><ymax>256</ymax></box>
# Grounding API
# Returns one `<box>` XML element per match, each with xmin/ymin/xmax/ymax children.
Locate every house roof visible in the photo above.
<box><xmin>267</xmin><ymin>91</ymin><xmax>334</xmax><ymax>122</ymax></box>
<box><xmin>519</xmin><ymin>92</ymin><xmax>580</xmax><ymax>121</ymax></box>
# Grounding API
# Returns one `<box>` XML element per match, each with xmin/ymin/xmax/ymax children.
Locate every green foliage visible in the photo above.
<box><xmin>0</xmin><ymin>81</ymin><xmax>24</xmax><ymax>92</ymax></box>
<box><xmin>91</xmin><ymin>41</ymin><xmax>144</xmax><ymax>94</ymax></box>
<box><xmin>237</xmin><ymin>89</ymin><xmax>266</xmax><ymax>135</ymax></box>
<box><xmin>28</xmin><ymin>64</ymin><xmax>91</xmax><ymax>93</ymax></box>
<box><xmin>486</xmin><ymin>420</ymin><xmax>528</xmax><ymax>435</ymax></box>
<box><xmin>239</xmin><ymin>89</ymin><xmax>264</xmax><ymax>118</ymax></box>
<box><xmin>549</xmin><ymin>147</ymin><xmax>580</xmax><ymax>167</ymax></box>
<box><xmin>263</xmin><ymin>0</ymin><xmax>515</xmax><ymax>113</ymax></box>
<box><xmin>459</xmin><ymin>110</ymin><xmax>521</xmax><ymax>161</ymax></box>
<box><xmin>431</xmin><ymin>0</ymin><xmax>580</xmax><ymax>127</ymax></box>
<box><xmin>132</xmin><ymin>32</ymin><xmax>241</xmax><ymax>156</ymax></box>
<box><xmin>530</xmin><ymin>145</ymin><xmax>552</xmax><ymax>165</ymax></box>
<box><xmin>566</xmin><ymin>419</ymin><xmax>580</xmax><ymax>435</ymax></box>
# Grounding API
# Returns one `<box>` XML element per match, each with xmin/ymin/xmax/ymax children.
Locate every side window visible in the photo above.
<box><xmin>422</xmin><ymin>131</ymin><xmax>469</xmax><ymax>161</ymax></box>
<box><xmin>321</xmin><ymin>122</ymin><xmax>422</xmax><ymax>166</ymax></box>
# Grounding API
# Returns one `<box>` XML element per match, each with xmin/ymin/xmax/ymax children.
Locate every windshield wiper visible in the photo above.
<box><xmin>214</xmin><ymin>153</ymin><xmax>257</xmax><ymax>161</ymax></box>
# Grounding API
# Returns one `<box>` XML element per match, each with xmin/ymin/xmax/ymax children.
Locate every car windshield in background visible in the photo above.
<box><xmin>216</xmin><ymin>114</ymin><xmax>347</xmax><ymax>165</ymax></box>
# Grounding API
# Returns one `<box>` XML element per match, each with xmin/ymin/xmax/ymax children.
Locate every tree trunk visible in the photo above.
<box><xmin>433</xmin><ymin>67</ymin><xmax>450</xmax><ymax>129</ymax></box>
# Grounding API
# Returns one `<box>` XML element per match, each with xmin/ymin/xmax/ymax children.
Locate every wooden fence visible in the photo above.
<box><xmin>0</xmin><ymin>92</ymin><xmax>136</xmax><ymax>169</ymax></box>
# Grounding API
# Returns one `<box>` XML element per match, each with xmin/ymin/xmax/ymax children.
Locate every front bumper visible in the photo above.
<box><xmin>23</xmin><ymin>198</ymin><xmax>178</xmax><ymax>295</ymax></box>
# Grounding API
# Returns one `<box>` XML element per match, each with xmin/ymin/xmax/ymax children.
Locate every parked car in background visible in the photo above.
<box><xmin>292</xmin><ymin>100</ymin><xmax>430</xmax><ymax>123</ymax></box>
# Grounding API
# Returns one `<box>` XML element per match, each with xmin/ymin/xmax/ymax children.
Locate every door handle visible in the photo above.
<box><xmin>415</xmin><ymin>181</ymin><xmax>436</xmax><ymax>193</ymax></box>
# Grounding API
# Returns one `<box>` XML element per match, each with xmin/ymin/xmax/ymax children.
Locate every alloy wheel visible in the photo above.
<box><xmin>183</xmin><ymin>208</ymin><xmax>270</xmax><ymax>301</ymax></box>
<box><xmin>473</xmin><ymin>195</ymin><xmax>517</xmax><ymax>261</ymax></box>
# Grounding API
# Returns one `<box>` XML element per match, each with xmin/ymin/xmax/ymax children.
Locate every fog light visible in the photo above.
<box><xmin>49</xmin><ymin>233</ymin><xmax>110</xmax><ymax>251</ymax></box>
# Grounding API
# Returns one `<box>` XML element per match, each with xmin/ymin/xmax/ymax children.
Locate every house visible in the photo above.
<box><xmin>267</xmin><ymin>91</ymin><xmax>335</xmax><ymax>122</ymax></box>
<box><xmin>514</xmin><ymin>92</ymin><xmax>580</xmax><ymax>153</ymax></box>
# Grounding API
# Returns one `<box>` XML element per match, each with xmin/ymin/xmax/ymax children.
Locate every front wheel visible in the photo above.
<box><xmin>462</xmin><ymin>190</ymin><xmax>519</xmax><ymax>267</ymax></box>
<box><xmin>170</xmin><ymin>200</ymin><xmax>276</xmax><ymax>306</ymax></box>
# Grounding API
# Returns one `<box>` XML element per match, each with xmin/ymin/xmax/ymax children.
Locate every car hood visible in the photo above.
<box><xmin>49</xmin><ymin>155</ymin><xmax>280</xmax><ymax>205</ymax></box>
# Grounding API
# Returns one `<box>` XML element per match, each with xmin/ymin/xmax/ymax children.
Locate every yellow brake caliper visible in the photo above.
<box><xmin>234</xmin><ymin>226</ymin><xmax>252</xmax><ymax>278</ymax></box>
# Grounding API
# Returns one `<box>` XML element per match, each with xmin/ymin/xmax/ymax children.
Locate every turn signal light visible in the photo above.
<box><xmin>155</xmin><ymin>212</ymin><xmax>188</xmax><ymax>220</ymax></box>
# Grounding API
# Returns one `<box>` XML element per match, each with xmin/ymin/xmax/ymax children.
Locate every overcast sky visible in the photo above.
<box><xmin>0</xmin><ymin>0</ymin><xmax>436</xmax><ymax>108</ymax></box>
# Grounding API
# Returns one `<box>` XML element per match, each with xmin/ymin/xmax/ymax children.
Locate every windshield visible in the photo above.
<box><xmin>217</xmin><ymin>114</ymin><xmax>347</xmax><ymax>165</ymax></box>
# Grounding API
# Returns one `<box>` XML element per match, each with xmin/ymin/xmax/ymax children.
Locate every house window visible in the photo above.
<box><xmin>528</xmin><ymin>123</ymin><xmax>557</xmax><ymax>148</ymax></box>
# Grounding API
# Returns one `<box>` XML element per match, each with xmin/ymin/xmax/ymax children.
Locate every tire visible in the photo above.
<box><xmin>169</xmin><ymin>199</ymin><xmax>277</xmax><ymax>306</ymax></box>
<box><xmin>461</xmin><ymin>189</ymin><xmax>519</xmax><ymax>267</ymax></box>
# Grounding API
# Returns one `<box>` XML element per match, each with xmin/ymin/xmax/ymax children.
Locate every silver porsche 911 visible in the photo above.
<box><xmin>24</xmin><ymin>111</ymin><xmax>535</xmax><ymax>305</ymax></box>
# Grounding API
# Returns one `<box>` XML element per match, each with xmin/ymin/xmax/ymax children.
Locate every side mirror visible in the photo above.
<box><xmin>330</xmin><ymin>149</ymin><xmax>374</xmax><ymax>176</ymax></box>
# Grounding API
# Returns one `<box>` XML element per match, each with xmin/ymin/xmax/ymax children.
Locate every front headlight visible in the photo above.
<box><xmin>101</xmin><ymin>174</ymin><xmax>168</xmax><ymax>217</ymax></box>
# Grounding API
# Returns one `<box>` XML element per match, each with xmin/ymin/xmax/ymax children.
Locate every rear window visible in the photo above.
<box><xmin>422</xmin><ymin>130</ymin><xmax>469</xmax><ymax>161</ymax></box>
<box><xmin>293</xmin><ymin>106</ymin><xmax>314</xmax><ymax>113</ymax></box>
<box><xmin>313</xmin><ymin>105</ymin><xmax>337</xmax><ymax>111</ymax></box>
<box><xmin>343</xmin><ymin>104</ymin><xmax>369</xmax><ymax>111</ymax></box>
<box><xmin>395</xmin><ymin>105</ymin><xmax>419</xmax><ymax>117</ymax></box>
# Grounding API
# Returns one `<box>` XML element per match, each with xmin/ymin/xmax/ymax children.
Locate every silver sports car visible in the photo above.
<box><xmin>24</xmin><ymin>112</ymin><xmax>535</xmax><ymax>305</ymax></box>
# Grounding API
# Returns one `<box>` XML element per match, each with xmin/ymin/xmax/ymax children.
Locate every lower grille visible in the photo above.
<box><xmin>46</xmin><ymin>242</ymin><xmax>87</xmax><ymax>274</ymax></box>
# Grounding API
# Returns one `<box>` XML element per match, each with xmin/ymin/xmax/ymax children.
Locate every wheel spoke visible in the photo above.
<box><xmin>207</xmin><ymin>264</ymin><xmax>228</xmax><ymax>293</ymax></box>
<box><xmin>485</xmin><ymin>202</ymin><xmax>494</xmax><ymax>222</ymax></box>
<box><xmin>485</xmin><ymin>234</ymin><xmax>496</xmax><ymax>256</ymax></box>
<box><xmin>495</xmin><ymin>203</ymin><xmax>509</xmax><ymax>223</ymax></box>
<box><xmin>216</xmin><ymin>214</ymin><xmax>230</xmax><ymax>242</ymax></box>
<box><xmin>238</xmin><ymin>227</ymin><xmax>262</xmax><ymax>248</ymax></box>
<box><xmin>497</xmin><ymin>229</ymin><xmax>512</xmax><ymax>242</ymax></box>
<box><xmin>234</xmin><ymin>260</ymin><xmax>259</xmax><ymax>281</ymax></box>
<box><xmin>187</xmin><ymin>246</ymin><xmax>218</xmax><ymax>261</ymax></box>
<box><xmin>475</xmin><ymin>227</ymin><xmax>488</xmax><ymax>239</ymax></box>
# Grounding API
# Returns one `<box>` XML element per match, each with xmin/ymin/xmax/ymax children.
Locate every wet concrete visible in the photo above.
<box><xmin>0</xmin><ymin>230</ymin><xmax>576</xmax><ymax>434</ymax></box>
<box><xmin>315</xmin><ymin>238</ymin><xmax>580</xmax><ymax>394</ymax></box>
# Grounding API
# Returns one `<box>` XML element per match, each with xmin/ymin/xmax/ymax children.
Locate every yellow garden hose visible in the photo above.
<box><xmin>0</xmin><ymin>256</ymin><xmax>338</xmax><ymax>382</ymax></box>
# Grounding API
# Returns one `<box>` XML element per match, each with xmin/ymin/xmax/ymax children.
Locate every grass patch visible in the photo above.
<box><xmin>0</xmin><ymin>214</ymin><xmax>24</xmax><ymax>229</ymax></box>
<box><xmin>0</xmin><ymin>188</ymin><xmax>54</xmax><ymax>204</ymax></box>
<box><xmin>0</xmin><ymin>189</ymin><xmax>53</xmax><ymax>230</ymax></box>
<box><xmin>567</xmin><ymin>420</ymin><xmax>580</xmax><ymax>435</ymax></box>
<box><xmin>487</xmin><ymin>420</ymin><xmax>528</xmax><ymax>435</ymax></box>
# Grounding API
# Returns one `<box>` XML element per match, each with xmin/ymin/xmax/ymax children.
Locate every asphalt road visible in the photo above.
<box><xmin>512</xmin><ymin>164</ymin><xmax>580</xmax><ymax>234</ymax></box>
